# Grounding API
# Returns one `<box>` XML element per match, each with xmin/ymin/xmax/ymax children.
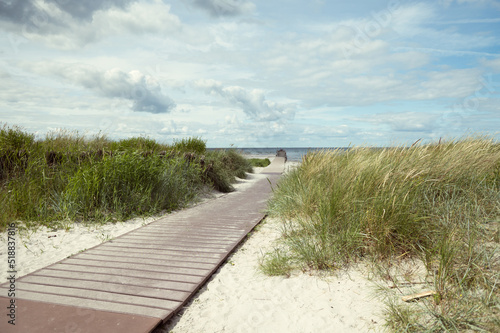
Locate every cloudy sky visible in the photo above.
<box><xmin>0</xmin><ymin>0</ymin><xmax>499</xmax><ymax>147</ymax></box>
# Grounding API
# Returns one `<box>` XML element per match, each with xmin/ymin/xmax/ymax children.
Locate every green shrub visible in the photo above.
<box><xmin>248</xmin><ymin>158</ymin><xmax>271</xmax><ymax>167</ymax></box>
<box><xmin>267</xmin><ymin>138</ymin><xmax>499</xmax><ymax>261</ymax></box>
<box><xmin>42</xmin><ymin>129</ymin><xmax>110</xmax><ymax>152</ymax></box>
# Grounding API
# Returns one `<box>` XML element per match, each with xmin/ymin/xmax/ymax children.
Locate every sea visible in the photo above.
<box><xmin>235</xmin><ymin>147</ymin><xmax>348</xmax><ymax>163</ymax></box>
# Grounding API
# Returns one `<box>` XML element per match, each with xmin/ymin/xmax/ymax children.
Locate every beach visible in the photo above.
<box><xmin>0</xmin><ymin>158</ymin><xmax>385</xmax><ymax>332</ymax></box>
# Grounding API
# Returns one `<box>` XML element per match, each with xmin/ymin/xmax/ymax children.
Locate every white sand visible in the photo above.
<box><xmin>154</xmin><ymin>216</ymin><xmax>384</xmax><ymax>333</ymax></box>
<box><xmin>0</xmin><ymin>160</ymin><xmax>385</xmax><ymax>332</ymax></box>
<box><xmin>0</xmin><ymin>215</ymin><xmax>160</xmax><ymax>281</ymax></box>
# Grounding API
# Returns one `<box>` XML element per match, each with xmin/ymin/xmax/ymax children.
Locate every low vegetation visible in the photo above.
<box><xmin>261</xmin><ymin>136</ymin><xmax>499</xmax><ymax>331</ymax></box>
<box><xmin>0</xmin><ymin>124</ymin><xmax>253</xmax><ymax>231</ymax></box>
<box><xmin>248</xmin><ymin>158</ymin><xmax>271</xmax><ymax>168</ymax></box>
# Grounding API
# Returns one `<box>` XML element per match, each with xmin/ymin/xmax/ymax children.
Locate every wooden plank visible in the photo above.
<box><xmin>102</xmin><ymin>242</ymin><xmax>230</xmax><ymax>253</ymax></box>
<box><xmin>17</xmin><ymin>275</ymin><xmax>190</xmax><ymax>301</ymax></box>
<box><xmin>32</xmin><ymin>270</ymin><xmax>197</xmax><ymax>292</ymax></box>
<box><xmin>109</xmin><ymin>238</ymin><xmax>231</xmax><ymax>250</ymax></box>
<box><xmin>85</xmin><ymin>249</ymin><xmax>222</xmax><ymax>264</ymax></box>
<box><xmin>118</xmin><ymin>231</ymin><xmax>242</xmax><ymax>239</ymax></box>
<box><xmin>127</xmin><ymin>231</ymin><xmax>242</xmax><ymax>241</ymax></box>
<box><xmin>12</xmin><ymin>282</ymin><xmax>180</xmax><ymax>310</ymax></box>
<box><xmin>62</xmin><ymin>258</ymin><xmax>210</xmax><ymax>276</ymax></box>
<box><xmin>48</xmin><ymin>263</ymin><xmax>205</xmax><ymax>284</ymax></box>
<box><xmin>151</xmin><ymin>218</ymin><xmax>261</xmax><ymax>224</ymax></box>
<box><xmin>142</xmin><ymin>225</ymin><xmax>245</xmax><ymax>233</ymax></box>
<box><xmin>126</xmin><ymin>232</ymin><xmax>241</xmax><ymax>241</ymax></box>
<box><xmin>93</xmin><ymin>245</ymin><xmax>225</xmax><ymax>262</ymax></box>
<box><xmin>0</xmin><ymin>288</ymin><xmax>170</xmax><ymax>318</ymax></box>
<box><xmin>144</xmin><ymin>218</ymin><xmax>248</xmax><ymax>223</ymax></box>
<box><xmin>72</xmin><ymin>253</ymin><xmax>218</xmax><ymax>269</ymax></box>
<box><xmin>117</xmin><ymin>234</ymin><xmax>236</xmax><ymax>245</ymax></box>
<box><xmin>0</xmin><ymin>297</ymin><xmax>161</xmax><ymax>333</ymax></box>
<box><xmin>94</xmin><ymin>244</ymin><xmax>224</xmax><ymax>259</ymax></box>
<box><xmin>125</xmin><ymin>228</ymin><xmax>245</xmax><ymax>236</ymax></box>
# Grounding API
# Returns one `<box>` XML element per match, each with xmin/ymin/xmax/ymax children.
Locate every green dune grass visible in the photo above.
<box><xmin>262</xmin><ymin>136</ymin><xmax>499</xmax><ymax>331</ymax></box>
<box><xmin>0</xmin><ymin>124</ymin><xmax>252</xmax><ymax>230</ymax></box>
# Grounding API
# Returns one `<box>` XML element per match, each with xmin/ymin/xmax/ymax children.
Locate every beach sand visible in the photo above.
<box><xmin>0</xmin><ymin>158</ymin><xmax>385</xmax><ymax>332</ymax></box>
<box><xmin>155</xmin><ymin>214</ymin><xmax>384</xmax><ymax>333</ymax></box>
<box><xmin>0</xmin><ymin>214</ymin><xmax>160</xmax><ymax>282</ymax></box>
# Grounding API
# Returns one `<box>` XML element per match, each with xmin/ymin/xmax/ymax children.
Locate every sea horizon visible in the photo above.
<box><xmin>208</xmin><ymin>147</ymin><xmax>351</xmax><ymax>162</ymax></box>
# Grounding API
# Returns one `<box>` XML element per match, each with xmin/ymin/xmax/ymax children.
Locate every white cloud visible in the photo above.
<box><xmin>441</xmin><ymin>0</ymin><xmax>500</xmax><ymax>8</ymax></box>
<box><xmin>390</xmin><ymin>2</ymin><xmax>496</xmax><ymax>51</ymax></box>
<box><xmin>194</xmin><ymin>79</ymin><xmax>296</xmax><ymax>121</ymax></box>
<box><xmin>417</xmin><ymin>69</ymin><xmax>484</xmax><ymax>99</ymax></box>
<box><xmin>23</xmin><ymin>62</ymin><xmax>176</xmax><ymax>113</ymax></box>
<box><xmin>159</xmin><ymin>120</ymin><xmax>191</xmax><ymax>135</ymax></box>
<box><xmin>0</xmin><ymin>1</ymin><xmax>181</xmax><ymax>49</ymax></box>
<box><xmin>390</xmin><ymin>2</ymin><xmax>437</xmax><ymax>37</ymax></box>
<box><xmin>0</xmin><ymin>0</ymin><xmax>135</xmax><ymax>23</ymax></box>
<box><xmin>303</xmin><ymin>124</ymin><xmax>352</xmax><ymax>137</ymax></box>
<box><xmin>360</xmin><ymin>111</ymin><xmax>441</xmax><ymax>133</ymax></box>
<box><xmin>483</xmin><ymin>58</ymin><xmax>500</xmax><ymax>72</ymax></box>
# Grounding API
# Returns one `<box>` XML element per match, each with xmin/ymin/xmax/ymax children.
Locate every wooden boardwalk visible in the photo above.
<box><xmin>0</xmin><ymin>157</ymin><xmax>285</xmax><ymax>333</ymax></box>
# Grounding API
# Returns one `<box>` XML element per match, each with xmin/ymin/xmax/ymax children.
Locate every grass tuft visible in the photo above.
<box><xmin>172</xmin><ymin>137</ymin><xmax>207</xmax><ymax>155</ymax></box>
<box><xmin>262</xmin><ymin>136</ymin><xmax>500</xmax><ymax>331</ymax></box>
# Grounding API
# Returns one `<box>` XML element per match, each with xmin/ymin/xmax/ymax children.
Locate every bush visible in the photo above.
<box><xmin>203</xmin><ymin>150</ymin><xmax>235</xmax><ymax>193</ymax></box>
<box><xmin>248</xmin><ymin>158</ymin><xmax>271</xmax><ymax>167</ymax></box>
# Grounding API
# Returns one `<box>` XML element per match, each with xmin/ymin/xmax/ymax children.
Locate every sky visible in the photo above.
<box><xmin>0</xmin><ymin>0</ymin><xmax>499</xmax><ymax>148</ymax></box>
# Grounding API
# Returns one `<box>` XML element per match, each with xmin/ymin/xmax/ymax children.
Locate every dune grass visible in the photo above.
<box><xmin>261</xmin><ymin>136</ymin><xmax>499</xmax><ymax>331</ymax></box>
<box><xmin>0</xmin><ymin>124</ymin><xmax>253</xmax><ymax>231</ymax></box>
